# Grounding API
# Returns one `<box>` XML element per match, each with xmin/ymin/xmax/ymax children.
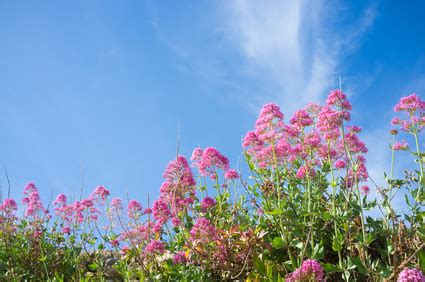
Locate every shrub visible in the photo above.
<box><xmin>0</xmin><ymin>91</ymin><xmax>424</xmax><ymax>281</ymax></box>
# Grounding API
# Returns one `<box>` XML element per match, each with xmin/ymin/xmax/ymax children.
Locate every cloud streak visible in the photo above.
<box><xmin>219</xmin><ymin>0</ymin><xmax>377</xmax><ymax>113</ymax></box>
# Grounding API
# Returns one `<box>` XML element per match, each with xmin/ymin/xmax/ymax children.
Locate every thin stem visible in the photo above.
<box><xmin>413</xmin><ymin>132</ymin><xmax>423</xmax><ymax>201</ymax></box>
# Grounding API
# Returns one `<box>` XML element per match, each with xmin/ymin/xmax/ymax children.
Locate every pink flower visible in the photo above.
<box><xmin>110</xmin><ymin>239</ymin><xmax>119</xmax><ymax>247</ymax></box>
<box><xmin>173</xmin><ymin>251</ymin><xmax>187</xmax><ymax>264</ymax></box>
<box><xmin>343</xmin><ymin>131</ymin><xmax>368</xmax><ymax>154</ymax></box>
<box><xmin>392</xmin><ymin>94</ymin><xmax>425</xmax><ymax>133</ymax></box>
<box><xmin>81</xmin><ymin>198</ymin><xmax>94</xmax><ymax>208</ymax></box>
<box><xmin>360</xmin><ymin>185</ymin><xmax>370</xmax><ymax>195</ymax></box>
<box><xmin>327</xmin><ymin>89</ymin><xmax>352</xmax><ymax>110</ymax></box>
<box><xmin>256</xmin><ymin>102</ymin><xmax>284</xmax><ymax>125</ymax></box>
<box><xmin>290</xmin><ymin>109</ymin><xmax>313</xmax><ymax>128</ymax></box>
<box><xmin>53</xmin><ymin>194</ymin><xmax>67</xmax><ymax>206</ymax></box>
<box><xmin>347</xmin><ymin>125</ymin><xmax>362</xmax><ymax>133</ymax></box>
<box><xmin>393</xmin><ymin>141</ymin><xmax>409</xmax><ymax>151</ymax></box>
<box><xmin>224</xmin><ymin>169</ymin><xmax>239</xmax><ymax>180</ymax></box>
<box><xmin>296</xmin><ymin>165</ymin><xmax>315</xmax><ymax>179</ymax></box>
<box><xmin>1</xmin><ymin>198</ymin><xmax>18</xmax><ymax>213</ymax></box>
<box><xmin>172</xmin><ymin>217</ymin><xmax>181</xmax><ymax>227</ymax></box>
<box><xmin>143</xmin><ymin>208</ymin><xmax>152</xmax><ymax>215</ymax></box>
<box><xmin>190</xmin><ymin>147</ymin><xmax>203</xmax><ymax>166</ymax></box>
<box><xmin>242</xmin><ymin>131</ymin><xmax>264</xmax><ymax>148</ymax></box>
<box><xmin>334</xmin><ymin>159</ymin><xmax>346</xmax><ymax>169</ymax></box>
<box><xmin>24</xmin><ymin>182</ymin><xmax>37</xmax><ymax>193</ymax></box>
<box><xmin>145</xmin><ymin>240</ymin><xmax>165</xmax><ymax>255</ymax></box>
<box><xmin>397</xmin><ymin>268</ymin><xmax>424</xmax><ymax>282</ymax></box>
<box><xmin>394</xmin><ymin>94</ymin><xmax>425</xmax><ymax>113</ymax></box>
<box><xmin>110</xmin><ymin>197</ymin><xmax>123</xmax><ymax>211</ymax></box>
<box><xmin>152</xmin><ymin>198</ymin><xmax>171</xmax><ymax>224</ymax></box>
<box><xmin>22</xmin><ymin>182</ymin><xmax>46</xmax><ymax>217</ymax></box>
<box><xmin>200</xmin><ymin>196</ymin><xmax>216</xmax><ymax>211</ymax></box>
<box><xmin>164</xmin><ymin>156</ymin><xmax>196</xmax><ymax>187</ymax></box>
<box><xmin>127</xmin><ymin>200</ymin><xmax>142</xmax><ymax>218</ymax></box>
<box><xmin>90</xmin><ymin>185</ymin><xmax>110</xmax><ymax>203</ymax></box>
<box><xmin>317</xmin><ymin>106</ymin><xmax>345</xmax><ymax>140</ymax></box>
<box><xmin>62</xmin><ymin>227</ymin><xmax>71</xmax><ymax>234</ymax></box>
<box><xmin>255</xmin><ymin>103</ymin><xmax>285</xmax><ymax>143</ymax></box>
<box><xmin>304</xmin><ymin>131</ymin><xmax>322</xmax><ymax>149</ymax></box>
<box><xmin>198</xmin><ymin>147</ymin><xmax>229</xmax><ymax>179</ymax></box>
<box><xmin>189</xmin><ymin>217</ymin><xmax>218</xmax><ymax>244</ymax></box>
<box><xmin>286</xmin><ymin>259</ymin><xmax>324</xmax><ymax>282</ymax></box>
<box><xmin>159</xmin><ymin>155</ymin><xmax>197</xmax><ymax>216</ymax></box>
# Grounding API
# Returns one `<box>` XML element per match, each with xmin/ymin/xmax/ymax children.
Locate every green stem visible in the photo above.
<box><xmin>414</xmin><ymin>132</ymin><xmax>424</xmax><ymax>201</ymax></box>
<box><xmin>327</xmin><ymin>141</ymin><xmax>345</xmax><ymax>276</ymax></box>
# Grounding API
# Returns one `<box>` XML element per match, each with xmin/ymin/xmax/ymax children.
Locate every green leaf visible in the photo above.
<box><xmin>350</xmin><ymin>256</ymin><xmax>367</xmax><ymax>274</ymax></box>
<box><xmin>332</xmin><ymin>233</ymin><xmax>343</xmax><ymax>252</ymax></box>
<box><xmin>294</xmin><ymin>241</ymin><xmax>304</xmax><ymax>250</ymax></box>
<box><xmin>266</xmin><ymin>209</ymin><xmax>283</xmax><ymax>215</ymax></box>
<box><xmin>312</xmin><ymin>243</ymin><xmax>324</xmax><ymax>260</ymax></box>
<box><xmin>322</xmin><ymin>212</ymin><xmax>333</xmax><ymax>221</ymax></box>
<box><xmin>254</xmin><ymin>256</ymin><xmax>266</xmax><ymax>275</ymax></box>
<box><xmin>88</xmin><ymin>263</ymin><xmax>98</xmax><ymax>271</ymax></box>
<box><xmin>272</xmin><ymin>237</ymin><xmax>284</xmax><ymax>249</ymax></box>
<box><xmin>323</xmin><ymin>263</ymin><xmax>339</xmax><ymax>273</ymax></box>
<box><xmin>419</xmin><ymin>249</ymin><xmax>425</xmax><ymax>272</ymax></box>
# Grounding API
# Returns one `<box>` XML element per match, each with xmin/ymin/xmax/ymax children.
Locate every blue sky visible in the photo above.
<box><xmin>1</xmin><ymin>1</ymin><xmax>424</xmax><ymax>210</ymax></box>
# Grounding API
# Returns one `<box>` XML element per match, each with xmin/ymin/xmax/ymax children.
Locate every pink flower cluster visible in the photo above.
<box><xmin>53</xmin><ymin>185</ymin><xmax>112</xmax><ymax>232</ymax></box>
<box><xmin>286</xmin><ymin>259</ymin><xmax>325</xmax><ymax>282</ymax></box>
<box><xmin>127</xmin><ymin>200</ymin><xmax>143</xmax><ymax>219</ymax></box>
<box><xmin>192</xmin><ymin>147</ymin><xmax>234</xmax><ymax>180</ymax></box>
<box><xmin>173</xmin><ymin>251</ymin><xmax>187</xmax><ymax>264</ymax></box>
<box><xmin>200</xmin><ymin>196</ymin><xmax>216</xmax><ymax>211</ymax></box>
<box><xmin>393</xmin><ymin>140</ymin><xmax>410</xmax><ymax>151</ymax></box>
<box><xmin>397</xmin><ymin>268</ymin><xmax>425</xmax><ymax>282</ymax></box>
<box><xmin>152</xmin><ymin>198</ymin><xmax>171</xmax><ymax>225</ymax></box>
<box><xmin>22</xmin><ymin>182</ymin><xmax>48</xmax><ymax>217</ymax></box>
<box><xmin>189</xmin><ymin>217</ymin><xmax>218</xmax><ymax>244</ymax></box>
<box><xmin>90</xmin><ymin>185</ymin><xmax>110</xmax><ymax>203</ymax></box>
<box><xmin>0</xmin><ymin>198</ymin><xmax>18</xmax><ymax>214</ymax></box>
<box><xmin>110</xmin><ymin>197</ymin><xmax>123</xmax><ymax>212</ymax></box>
<box><xmin>53</xmin><ymin>191</ymin><xmax>101</xmax><ymax>230</ymax></box>
<box><xmin>392</xmin><ymin>94</ymin><xmax>425</xmax><ymax>133</ymax></box>
<box><xmin>156</xmin><ymin>155</ymin><xmax>197</xmax><ymax>227</ymax></box>
<box><xmin>243</xmin><ymin>90</ymin><xmax>369</xmax><ymax>191</ymax></box>
<box><xmin>144</xmin><ymin>239</ymin><xmax>165</xmax><ymax>255</ymax></box>
<box><xmin>224</xmin><ymin>169</ymin><xmax>239</xmax><ymax>180</ymax></box>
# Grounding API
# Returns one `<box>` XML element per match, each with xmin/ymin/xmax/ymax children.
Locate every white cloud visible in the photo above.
<box><xmin>218</xmin><ymin>0</ymin><xmax>377</xmax><ymax>114</ymax></box>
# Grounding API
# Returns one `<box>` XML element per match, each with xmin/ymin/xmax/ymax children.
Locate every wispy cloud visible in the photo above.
<box><xmin>218</xmin><ymin>0</ymin><xmax>378</xmax><ymax>113</ymax></box>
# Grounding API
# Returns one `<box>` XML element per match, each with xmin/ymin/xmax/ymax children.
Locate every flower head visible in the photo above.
<box><xmin>1</xmin><ymin>198</ymin><xmax>18</xmax><ymax>214</ymax></box>
<box><xmin>189</xmin><ymin>217</ymin><xmax>218</xmax><ymax>244</ymax></box>
<box><xmin>145</xmin><ymin>240</ymin><xmax>165</xmax><ymax>255</ymax></box>
<box><xmin>290</xmin><ymin>109</ymin><xmax>313</xmax><ymax>128</ymax></box>
<box><xmin>198</xmin><ymin>147</ymin><xmax>229</xmax><ymax>179</ymax></box>
<box><xmin>110</xmin><ymin>197</ymin><xmax>123</xmax><ymax>211</ymax></box>
<box><xmin>286</xmin><ymin>259</ymin><xmax>324</xmax><ymax>282</ymax></box>
<box><xmin>397</xmin><ymin>268</ymin><xmax>424</xmax><ymax>282</ymax></box>
<box><xmin>392</xmin><ymin>94</ymin><xmax>425</xmax><ymax>133</ymax></box>
<box><xmin>393</xmin><ymin>141</ymin><xmax>409</xmax><ymax>151</ymax></box>
<box><xmin>127</xmin><ymin>200</ymin><xmax>142</xmax><ymax>219</ymax></box>
<box><xmin>90</xmin><ymin>186</ymin><xmax>110</xmax><ymax>203</ymax></box>
<box><xmin>200</xmin><ymin>196</ymin><xmax>216</xmax><ymax>211</ymax></box>
<box><xmin>53</xmin><ymin>194</ymin><xmax>67</xmax><ymax>206</ymax></box>
<box><xmin>22</xmin><ymin>182</ymin><xmax>46</xmax><ymax>217</ymax></box>
<box><xmin>173</xmin><ymin>251</ymin><xmax>187</xmax><ymax>264</ymax></box>
<box><xmin>225</xmin><ymin>169</ymin><xmax>239</xmax><ymax>180</ymax></box>
<box><xmin>394</xmin><ymin>94</ymin><xmax>425</xmax><ymax>113</ymax></box>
